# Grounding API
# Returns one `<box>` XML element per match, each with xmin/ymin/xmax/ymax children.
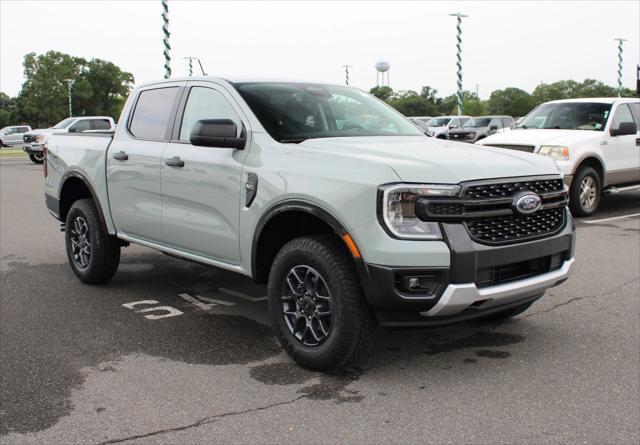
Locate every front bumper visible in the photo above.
<box><xmin>360</xmin><ymin>209</ymin><xmax>575</xmax><ymax>327</ymax></box>
<box><xmin>23</xmin><ymin>143</ymin><xmax>43</xmax><ymax>154</ymax></box>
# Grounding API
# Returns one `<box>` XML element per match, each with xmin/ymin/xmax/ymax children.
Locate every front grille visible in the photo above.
<box><xmin>475</xmin><ymin>253</ymin><xmax>566</xmax><ymax>288</ymax></box>
<box><xmin>427</xmin><ymin>202</ymin><xmax>464</xmax><ymax>216</ymax></box>
<box><xmin>465</xmin><ymin>207</ymin><xmax>565</xmax><ymax>245</ymax></box>
<box><xmin>462</xmin><ymin>178</ymin><xmax>564</xmax><ymax>200</ymax></box>
<box><xmin>484</xmin><ymin>143</ymin><xmax>535</xmax><ymax>153</ymax></box>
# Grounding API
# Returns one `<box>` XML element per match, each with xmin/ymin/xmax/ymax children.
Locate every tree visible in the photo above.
<box><xmin>369</xmin><ymin>86</ymin><xmax>394</xmax><ymax>101</ymax></box>
<box><xmin>15</xmin><ymin>51</ymin><xmax>133</xmax><ymax>128</ymax></box>
<box><xmin>0</xmin><ymin>93</ymin><xmax>18</xmax><ymax>128</ymax></box>
<box><xmin>488</xmin><ymin>88</ymin><xmax>535</xmax><ymax>117</ymax></box>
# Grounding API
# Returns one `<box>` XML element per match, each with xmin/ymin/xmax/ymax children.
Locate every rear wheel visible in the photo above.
<box><xmin>29</xmin><ymin>153</ymin><xmax>44</xmax><ymax>164</ymax></box>
<box><xmin>267</xmin><ymin>235</ymin><xmax>376</xmax><ymax>371</ymax></box>
<box><xmin>569</xmin><ymin>166</ymin><xmax>601</xmax><ymax>216</ymax></box>
<box><xmin>65</xmin><ymin>199</ymin><xmax>120</xmax><ymax>284</ymax></box>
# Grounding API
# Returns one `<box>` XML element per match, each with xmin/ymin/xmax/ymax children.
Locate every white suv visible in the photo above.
<box><xmin>477</xmin><ymin>98</ymin><xmax>640</xmax><ymax>216</ymax></box>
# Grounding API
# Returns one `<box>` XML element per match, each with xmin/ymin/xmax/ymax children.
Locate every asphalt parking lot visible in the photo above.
<box><xmin>1</xmin><ymin>155</ymin><xmax>639</xmax><ymax>444</ymax></box>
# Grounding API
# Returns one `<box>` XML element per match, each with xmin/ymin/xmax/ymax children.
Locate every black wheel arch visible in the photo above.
<box><xmin>251</xmin><ymin>200</ymin><xmax>369</xmax><ymax>286</ymax></box>
<box><xmin>59</xmin><ymin>170</ymin><xmax>109</xmax><ymax>233</ymax></box>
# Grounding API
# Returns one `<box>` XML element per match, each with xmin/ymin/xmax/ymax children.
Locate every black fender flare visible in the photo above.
<box><xmin>59</xmin><ymin>169</ymin><xmax>110</xmax><ymax>233</ymax></box>
<box><xmin>251</xmin><ymin>199</ymin><xmax>370</xmax><ymax>286</ymax></box>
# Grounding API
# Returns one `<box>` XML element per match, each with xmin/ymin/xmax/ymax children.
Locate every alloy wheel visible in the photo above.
<box><xmin>579</xmin><ymin>176</ymin><xmax>597</xmax><ymax>210</ymax></box>
<box><xmin>281</xmin><ymin>265</ymin><xmax>332</xmax><ymax>347</ymax></box>
<box><xmin>70</xmin><ymin>216</ymin><xmax>91</xmax><ymax>269</ymax></box>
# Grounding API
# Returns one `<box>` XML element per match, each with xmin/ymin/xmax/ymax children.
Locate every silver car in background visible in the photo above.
<box><xmin>448</xmin><ymin>115</ymin><xmax>514</xmax><ymax>143</ymax></box>
<box><xmin>0</xmin><ymin>125</ymin><xmax>32</xmax><ymax>147</ymax></box>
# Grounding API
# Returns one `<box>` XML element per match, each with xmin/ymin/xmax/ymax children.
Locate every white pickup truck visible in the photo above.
<box><xmin>23</xmin><ymin>116</ymin><xmax>115</xmax><ymax>164</ymax></box>
<box><xmin>43</xmin><ymin>77</ymin><xmax>576</xmax><ymax>370</ymax></box>
<box><xmin>477</xmin><ymin>98</ymin><xmax>640</xmax><ymax>216</ymax></box>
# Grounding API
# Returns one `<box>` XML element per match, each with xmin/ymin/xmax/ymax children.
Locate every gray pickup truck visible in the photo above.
<box><xmin>44</xmin><ymin>77</ymin><xmax>576</xmax><ymax>370</ymax></box>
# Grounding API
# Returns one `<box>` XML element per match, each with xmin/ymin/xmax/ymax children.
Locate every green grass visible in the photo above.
<box><xmin>0</xmin><ymin>147</ymin><xmax>26</xmax><ymax>156</ymax></box>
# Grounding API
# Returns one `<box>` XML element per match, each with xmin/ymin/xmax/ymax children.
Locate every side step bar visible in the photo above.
<box><xmin>604</xmin><ymin>184</ymin><xmax>640</xmax><ymax>195</ymax></box>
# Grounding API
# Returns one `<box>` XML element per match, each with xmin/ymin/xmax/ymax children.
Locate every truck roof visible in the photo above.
<box><xmin>134</xmin><ymin>76</ymin><xmax>345</xmax><ymax>89</ymax></box>
<box><xmin>545</xmin><ymin>97</ymin><xmax>639</xmax><ymax>104</ymax></box>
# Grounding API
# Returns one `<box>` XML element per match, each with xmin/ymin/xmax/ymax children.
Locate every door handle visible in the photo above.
<box><xmin>113</xmin><ymin>151</ymin><xmax>128</xmax><ymax>161</ymax></box>
<box><xmin>165</xmin><ymin>156</ymin><xmax>185</xmax><ymax>167</ymax></box>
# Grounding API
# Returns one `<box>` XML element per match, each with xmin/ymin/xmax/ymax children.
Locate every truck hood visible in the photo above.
<box><xmin>478</xmin><ymin>129</ymin><xmax>602</xmax><ymax>147</ymax></box>
<box><xmin>299</xmin><ymin>136</ymin><xmax>560</xmax><ymax>184</ymax></box>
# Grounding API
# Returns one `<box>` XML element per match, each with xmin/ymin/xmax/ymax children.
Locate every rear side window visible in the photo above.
<box><xmin>91</xmin><ymin>119</ymin><xmax>112</xmax><ymax>130</ymax></box>
<box><xmin>129</xmin><ymin>87</ymin><xmax>179</xmax><ymax>139</ymax></box>
<box><xmin>501</xmin><ymin>117</ymin><xmax>513</xmax><ymax>127</ymax></box>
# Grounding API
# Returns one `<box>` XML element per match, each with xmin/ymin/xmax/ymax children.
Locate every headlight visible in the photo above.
<box><xmin>35</xmin><ymin>134</ymin><xmax>47</xmax><ymax>144</ymax></box>
<box><xmin>538</xmin><ymin>145</ymin><xmax>569</xmax><ymax>161</ymax></box>
<box><xmin>379</xmin><ymin>184</ymin><xmax>460</xmax><ymax>240</ymax></box>
<box><xmin>466</xmin><ymin>132</ymin><xmax>476</xmax><ymax>140</ymax></box>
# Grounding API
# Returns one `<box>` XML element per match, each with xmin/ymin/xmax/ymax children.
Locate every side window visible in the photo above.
<box><xmin>18</xmin><ymin>127</ymin><xmax>28</xmax><ymax>133</ymax></box>
<box><xmin>129</xmin><ymin>87</ymin><xmax>179</xmax><ymax>140</ymax></box>
<box><xmin>610</xmin><ymin>104</ymin><xmax>635</xmax><ymax>130</ymax></box>
<box><xmin>449</xmin><ymin>119</ymin><xmax>460</xmax><ymax>128</ymax></box>
<box><xmin>91</xmin><ymin>119</ymin><xmax>112</xmax><ymax>130</ymax></box>
<box><xmin>501</xmin><ymin>117</ymin><xmax>513</xmax><ymax>128</ymax></box>
<box><xmin>179</xmin><ymin>87</ymin><xmax>241</xmax><ymax>142</ymax></box>
<box><xmin>70</xmin><ymin>120</ymin><xmax>91</xmax><ymax>132</ymax></box>
<box><xmin>490</xmin><ymin>118</ymin><xmax>502</xmax><ymax>129</ymax></box>
<box><xmin>5</xmin><ymin>128</ymin><xmax>16</xmax><ymax>135</ymax></box>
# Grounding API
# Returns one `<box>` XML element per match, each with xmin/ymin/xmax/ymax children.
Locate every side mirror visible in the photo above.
<box><xmin>190</xmin><ymin>119</ymin><xmax>246</xmax><ymax>149</ymax></box>
<box><xmin>489</xmin><ymin>125</ymin><xmax>498</xmax><ymax>132</ymax></box>
<box><xmin>449</xmin><ymin>124</ymin><xmax>457</xmax><ymax>129</ymax></box>
<box><xmin>68</xmin><ymin>127</ymin><xmax>77</xmax><ymax>133</ymax></box>
<box><xmin>610</xmin><ymin>122</ymin><xmax>637</xmax><ymax>137</ymax></box>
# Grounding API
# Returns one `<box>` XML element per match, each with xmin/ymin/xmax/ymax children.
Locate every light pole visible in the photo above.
<box><xmin>162</xmin><ymin>0</ymin><xmax>171</xmax><ymax>79</ymax></box>
<box><xmin>614</xmin><ymin>38</ymin><xmax>626</xmax><ymax>97</ymax></box>
<box><xmin>449</xmin><ymin>12</ymin><xmax>468</xmax><ymax>116</ymax></box>
<box><xmin>184</xmin><ymin>56</ymin><xmax>207</xmax><ymax>76</ymax></box>
<box><xmin>63</xmin><ymin>79</ymin><xmax>75</xmax><ymax>117</ymax></box>
<box><xmin>342</xmin><ymin>65</ymin><xmax>351</xmax><ymax>85</ymax></box>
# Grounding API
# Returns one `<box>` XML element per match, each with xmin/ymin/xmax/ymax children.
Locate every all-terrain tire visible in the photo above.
<box><xmin>65</xmin><ymin>198</ymin><xmax>120</xmax><ymax>284</ymax></box>
<box><xmin>267</xmin><ymin>235</ymin><xmax>376</xmax><ymax>371</ymax></box>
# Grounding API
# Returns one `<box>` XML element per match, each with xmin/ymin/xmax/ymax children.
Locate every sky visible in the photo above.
<box><xmin>1</xmin><ymin>0</ymin><xmax>639</xmax><ymax>99</ymax></box>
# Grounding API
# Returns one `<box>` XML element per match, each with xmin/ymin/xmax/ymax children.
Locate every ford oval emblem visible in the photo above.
<box><xmin>513</xmin><ymin>192</ymin><xmax>542</xmax><ymax>215</ymax></box>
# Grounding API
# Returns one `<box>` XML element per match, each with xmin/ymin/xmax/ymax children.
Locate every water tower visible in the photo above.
<box><xmin>375</xmin><ymin>59</ymin><xmax>390</xmax><ymax>86</ymax></box>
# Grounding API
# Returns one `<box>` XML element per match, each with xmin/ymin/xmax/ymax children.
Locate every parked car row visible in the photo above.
<box><xmin>0</xmin><ymin>125</ymin><xmax>32</xmax><ymax>147</ymax></box>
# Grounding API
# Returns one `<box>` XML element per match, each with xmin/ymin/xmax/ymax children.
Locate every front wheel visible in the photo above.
<box><xmin>29</xmin><ymin>153</ymin><xmax>44</xmax><ymax>164</ymax></box>
<box><xmin>267</xmin><ymin>235</ymin><xmax>376</xmax><ymax>371</ymax></box>
<box><xmin>569</xmin><ymin>166</ymin><xmax>601</xmax><ymax>216</ymax></box>
<box><xmin>65</xmin><ymin>198</ymin><xmax>121</xmax><ymax>284</ymax></box>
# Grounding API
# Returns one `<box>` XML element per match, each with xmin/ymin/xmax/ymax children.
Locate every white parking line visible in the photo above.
<box><xmin>194</xmin><ymin>295</ymin><xmax>236</xmax><ymax>306</ymax></box>
<box><xmin>179</xmin><ymin>293</ymin><xmax>216</xmax><ymax>310</ymax></box>
<box><xmin>218</xmin><ymin>287</ymin><xmax>267</xmax><ymax>302</ymax></box>
<box><xmin>583</xmin><ymin>213</ymin><xmax>640</xmax><ymax>224</ymax></box>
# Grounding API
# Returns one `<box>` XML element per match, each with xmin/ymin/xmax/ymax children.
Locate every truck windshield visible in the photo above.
<box><xmin>463</xmin><ymin>118</ymin><xmax>491</xmax><ymax>128</ymax></box>
<box><xmin>234</xmin><ymin>82</ymin><xmax>423</xmax><ymax>143</ymax></box>
<box><xmin>52</xmin><ymin>118</ymin><xmax>75</xmax><ymax>129</ymax></box>
<box><xmin>426</xmin><ymin>117</ymin><xmax>451</xmax><ymax>127</ymax></box>
<box><xmin>516</xmin><ymin>102</ymin><xmax>612</xmax><ymax>131</ymax></box>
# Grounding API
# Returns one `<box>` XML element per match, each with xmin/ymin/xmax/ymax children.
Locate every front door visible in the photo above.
<box><xmin>604</xmin><ymin>103</ymin><xmax>640</xmax><ymax>184</ymax></box>
<box><xmin>160</xmin><ymin>82</ymin><xmax>249</xmax><ymax>264</ymax></box>
<box><xmin>107</xmin><ymin>83</ymin><xmax>184</xmax><ymax>242</ymax></box>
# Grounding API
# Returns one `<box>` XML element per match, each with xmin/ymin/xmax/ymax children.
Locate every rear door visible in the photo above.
<box><xmin>107</xmin><ymin>82</ymin><xmax>184</xmax><ymax>242</ymax></box>
<box><xmin>604</xmin><ymin>102</ymin><xmax>640</xmax><ymax>184</ymax></box>
<box><xmin>160</xmin><ymin>81</ymin><xmax>249</xmax><ymax>263</ymax></box>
